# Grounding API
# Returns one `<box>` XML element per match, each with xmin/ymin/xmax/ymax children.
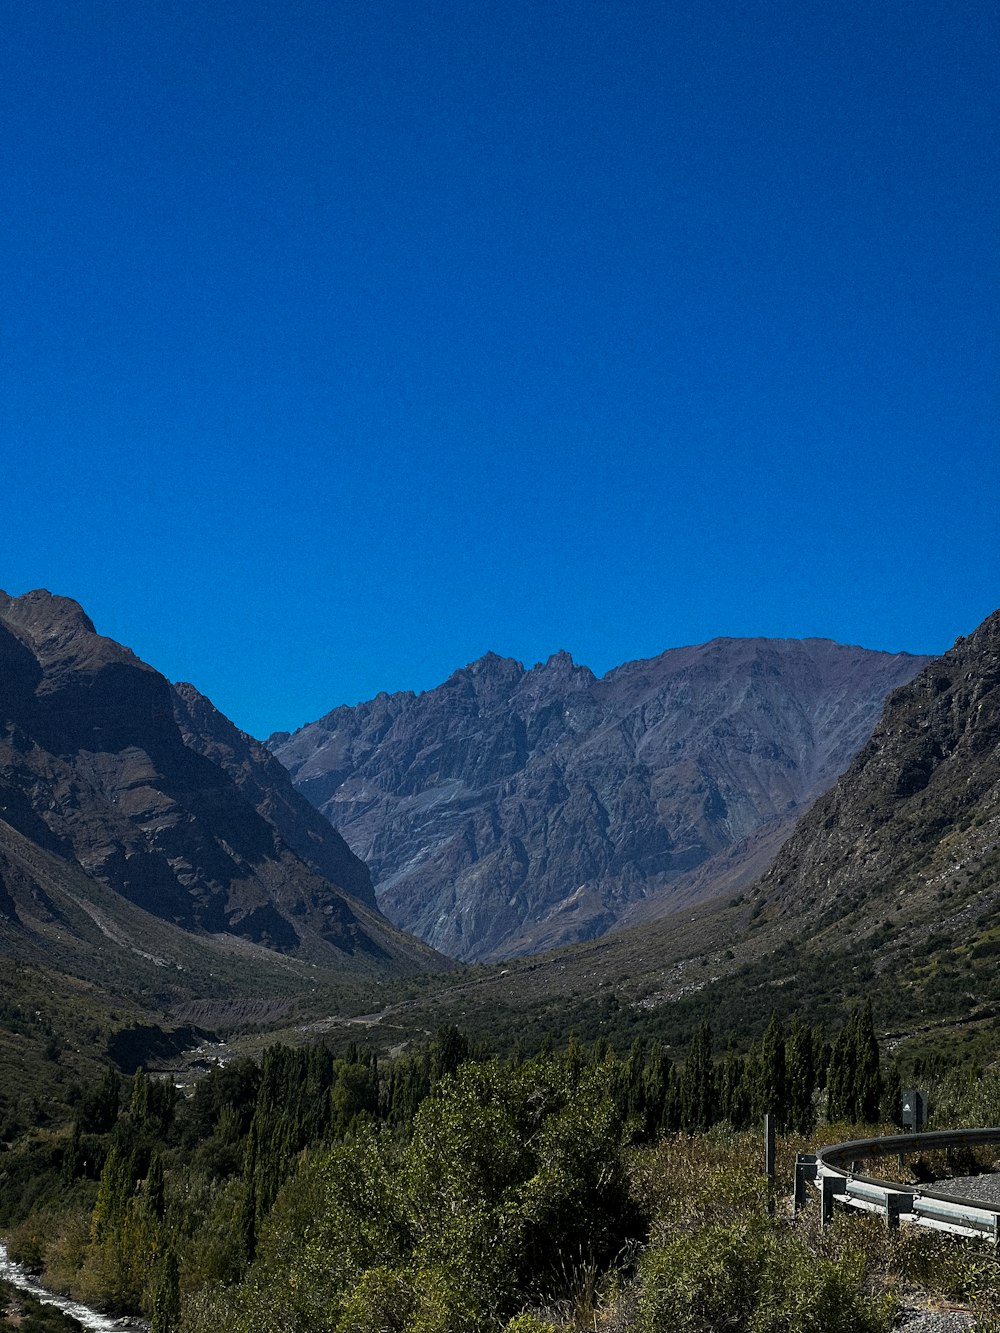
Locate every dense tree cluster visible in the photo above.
<box><xmin>612</xmin><ymin>1002</ymin><xmax>883</xmax><ymax>1139</ymax></box>
<box><xmin>0</xmin><ymin>1007</ymin><xmax>886</xmax><ymax>1331</ymax></box>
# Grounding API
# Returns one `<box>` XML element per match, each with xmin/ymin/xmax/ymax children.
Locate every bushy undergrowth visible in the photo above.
<box><xmin>182</xmin><ymin>1056</ymin><xmax>641</xmax><ymax>1333</ymax></box>
<box><xmin>927</xmin><ymin>1065</ymin><xmax>1000</xmax><ymax>1130</ymax></box>
<box><xmin>5</xmin><ymin>1018</ymin><xmax>1000</xmax><ymax>1332</ymax></box>
<box><xmin>637</xmin><ymin>1217</ymin><xmax>890</xmax><ymax>1333</ymax></box>
<box><xmin>616</xmin><ymin>1132</ymin><xmax>895</xmax><ymax>1333</ymax></box>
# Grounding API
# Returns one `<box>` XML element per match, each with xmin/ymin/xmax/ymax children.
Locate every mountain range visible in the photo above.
<box><xmin>269</xmin><ymin>637</ymin><xmax>929</xmax><ymax>960</ymax></box>
<box><xmin>0</xmin><ymin>584</ymin><xmax>995</xmax><ymax>1095</ymax></box>
<box><xmin>351</xmin><ymin>607</ymin><xmax>999</xmax><ymax>1057</ymax></box>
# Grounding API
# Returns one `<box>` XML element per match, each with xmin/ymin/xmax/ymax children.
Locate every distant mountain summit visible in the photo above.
<box><xmin>0</xmin><ymin>589</ymin><xmax>438</xmax><ymax>981</ymax></box>
<box><xmin>269</xmin><ymin>636</ymin><xmax>930</xmax><ymax>961</ymax></box>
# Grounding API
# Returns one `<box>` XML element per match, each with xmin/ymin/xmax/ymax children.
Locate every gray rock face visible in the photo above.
<box><xmin>270</xmin><ymin>638</ymin><xmax>930</xmax><ymax>961</ymax></box>
<box><xmin>0</xmin><ymin>589</ymin><xmax>434</xmax><ymax>973</ymax></box>
<box><xmin>755</xmin><ymin>609</ymin><xmax>1000</xmax><ymax>925</ymax></box>
<box><xmin>171</xmin><ymin>682</ymin><xmax>375</xmax><ymax>909</ymax></box>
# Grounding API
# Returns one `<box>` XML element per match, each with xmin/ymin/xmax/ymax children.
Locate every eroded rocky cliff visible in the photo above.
<box><xmin>271</xmin><ymin>637</ymin><xmax>929</xmax><ymax>961</ymax></box>
<box><xmin>0</xmin><ymin>589</ymin><xmax>438</xmax><ymax>977</ymax></box>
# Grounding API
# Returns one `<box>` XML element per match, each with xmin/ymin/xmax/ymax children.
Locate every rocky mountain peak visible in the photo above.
<box><xmin>0</xmin><ymin>593</ymin><xmax>431</xmax><ymax>974</ymax></box>
<box><xmin>271</xmin><ymin>635</ymin><xmax>932</xmax><ymax>961</ymax></box>
<box><xmin>458</xmin><ymin>651</ymin><xmax>524</xmax><ymax>688</ymax></box>
<box><xmin>544</xmin><ymin>648</ymin><xmax>575</xmax><ymax>669</ymax></box>
<box><xmin>0</xmin><ymin>588</ymin><xmax>98</xmax><ymax>641</ymax></box>
<box><xmin>536</xmin><ymin>649</ymin><xmax>596</xmax><ymax>683</ymax></box>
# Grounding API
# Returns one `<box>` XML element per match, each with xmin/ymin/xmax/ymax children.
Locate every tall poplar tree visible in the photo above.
<box><xmin>757</xmin><ymin>1012</ymin><xmax>788</xmax><ymax>1130</ymax></box>
<box><xmin>827</xmin><ymin>1001</ymin><xmax>882</xmax><ymax>1124</ymax></box>
<box><xmin>681</xmin><ymin>1022</ymin><xmax>715</xmax><ymax>1132</ymax></box>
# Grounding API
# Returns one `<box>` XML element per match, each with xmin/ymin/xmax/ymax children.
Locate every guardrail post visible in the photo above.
<box><xmin>765</xmin><ymin>1114</ymin><xmax>776</xmax><ymax>1215</ymax></box>
<box><xmin>821</xmin><ymin>1174</ymin><xmax>847</xmax><ymax>1229</ymax></box>
<box><xmin>794</xmin><ymin>1154</ymin><xmax>817</xmax><ymax>1213</ymax></box>
<box><xmin>885</xmin><ymin>1191</ymin><xmax>913</xmax><ymax>1230</ymax></box>
<box><xmin>764</xmin><ymin>1115</ymin><xmax>776</xmax><ymax>1180</ymax></box>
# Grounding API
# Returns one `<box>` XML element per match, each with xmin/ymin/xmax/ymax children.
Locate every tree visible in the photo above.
<box><xmin>79</xmin><ymin>1066</ymin><xmax>121</xmax><ymax>1134</ymax></box>
<box><xmin>151</xmin><ymin>1249</ymin><xmax>181</xmax><ymax>1333</ymax></box>
<box><xmin>680</xmin><ymin>1023</ymin><xmax>715</xmax><ymax>1132</ymax></box>
<box><xmin>146</xmin><ymin>1150</ymin><xmax>166</xmax><ymax>1222</ymax></box>
<box><xmin>785</xmin><ymin>1018</ymin><xmax>817</xmax><ymax>1135</ymax></box>
<box><xmin>757</xmin><ymin>1013</ymin><xmax>788</xmax><ymax>1130</ymax></box>
<box><xmin>827</xmin><ymin>1001</ymin><xmax>881</xmax><ymax>1124</ymax></box>
<box><xmin>91</xmin><ymin>1143</ymin><xmax>132</xmax><ymax>1243</ymax></box>
<box><xmin>430</xmin><ymin>1025</ymin><xmax>470</xmax><ymax>1083</ymax></box>
<box><xmin>852</xmin><ymin>1000</ymin><xmax>882</xmax><ymax>1123</ymax></box>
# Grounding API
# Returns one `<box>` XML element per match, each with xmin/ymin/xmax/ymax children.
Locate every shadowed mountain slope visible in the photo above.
<box><xmin>753</xmin><ymin>608</ymin><xmax>1000</xmax><ymax>930</ymax></box>
<box><xmin>270</xmin><ymin>637</ymin><xmax>929</xmax><ymax>961</ymax></box>
<box><xmin>171</xmin><ymin>681</ymin><xmax>376</xmax><ymax>909</ymax></box>
<box><xmin>0</xmin><ymin>589</ymin><xmax>441</xmax><ymax>985</ymax></box>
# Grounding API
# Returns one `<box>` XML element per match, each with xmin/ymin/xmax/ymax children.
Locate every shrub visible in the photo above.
<box><xmin>637</xmin><ymin>1218</ymin><xmax>893</xmax><ymax>1333</ymax></box>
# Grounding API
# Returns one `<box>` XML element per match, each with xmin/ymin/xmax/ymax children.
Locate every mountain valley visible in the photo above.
<box><xmin>0</xmin><ymin>591</ymin><xmax>996</xmax><ymax>1104</ymax></box>
<box><xmin>351</xmin><ymin>609</ymin><xmax>1000</xmax><ymax>1063</ymax></box>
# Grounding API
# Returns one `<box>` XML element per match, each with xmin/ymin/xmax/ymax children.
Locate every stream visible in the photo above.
<box><xmin>0</xmin><ymin>1242</ymin><xmax>148</xmax><ymax>1331</ymax></box>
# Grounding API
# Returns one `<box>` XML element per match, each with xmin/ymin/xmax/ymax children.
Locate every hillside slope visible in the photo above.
<box><xmin>0</xmin><ymin>589</ymin><xmax>441</xmax><ymax>987</ymax></box>
<box><xmin>753</xmin><ymin>609</ymin><xmax>1000</xmax><ymax>941</ymax></box>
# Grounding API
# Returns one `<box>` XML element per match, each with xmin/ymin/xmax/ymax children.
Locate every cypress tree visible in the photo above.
<box><xmin>623</xmin><ymin>1038</ymin><xmax>645</xmax><ymax>1126</ymax></box>
<box><xmin>662</xmin><ymin>1060</ymin><xmax>683</xmax><ymax>1133</ymax></box>
<box><xmin>63</xmin><ymin>1120</ymin><xmax>83</xmax><ymax>1184</ymax></box>
<box><xmin>882</xmin><ymin>1059</ymin><xmax>902</xmax><ymax>1127</ymax></box>
<box><xmin>853</xmin><ymin>999</ymin><xmax>882</xmax><ymax>1123</ymax></box>
<box><xmin>814</xmin><ymin>1028</ymin><xmax>832</xmax><ymax>1091</ymax></box>
<box><xmin>129</xmin><ymin>1068</ymin><xmax>151</xmax><ymax>1127</ymax></box>
<box><xmin>146</xmin><ymin>1150</ymin><xmax>166</xmax><ymax>1222</ymax></box>
<box><xmin>151</xmin><ymin>1249</ymin><xmax>181</xmax><ymax>1333</ymax></box>
<box><xmin>826</xmin><ymin>1019</ymin><xmax>852</xmax><ymax>1122</ymax></box>
<box><xmin>430</xmin><ymin>1024</ymin><xmax>469</xmax><ymax>1082</ymax></box>
<box><xmin>563</xmin><ymin>1032</ymin><xmax>585</xmax><ymax>1080</ymax></box>
<box><xmin>681</xmin><ymin>1022</ymin><xmax>715</xmax><ymax>1132</ymax></box>
<box><xmin>239</xmin><ymin>1177</ymin><xmax>257</xmax><ymax>1268</ymax></box>
<box><xmin>641</xmin><ymin>1043</ymin><xmax>671</xmax><ymax>1138</ymax></box>
<box><xmin>786</xmin><ymin>1017</ymin><xmax>817</xmax><ymax>1135</ymax></box>
<box><xmin>826</xmin><ymin>1001</ymin><xmax>882</xmax><ymax>1124</ymax></box>
<box><xmin>91</xmin><ymin>1144</ymin><xmax>132</xmax><ymax>1242</ymax></box>
<box><xmin>757</xmin><ymin>1012</ymin><xmax>788</xmax><ymax>1130</ymax></box>
<box><xmin>718</xmin><ymin>1050</ymin><xmax>754</xmax><ymax>1130</ymax></box>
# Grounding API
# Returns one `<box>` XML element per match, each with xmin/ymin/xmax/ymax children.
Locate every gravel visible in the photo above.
<box><xmin>895</xmin><ymin>1312</ymin><xmax>976</xmax><ymax>1332</ymax></box>
<box><xmin>891</xmin><ymin>1172</ymin><xmax>1000</xmax><ymax>1329</ymax></box>
<box><xmin>924</xmin><ymin>1172</ymin><xmax>1000</xmax><ymax>1208</ymax></box>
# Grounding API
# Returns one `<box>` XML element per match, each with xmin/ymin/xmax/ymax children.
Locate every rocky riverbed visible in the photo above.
<box><xmin>0</xmin><ymin>1243</ymin><xmax>147</xmax><ymax>1332</ymax></box>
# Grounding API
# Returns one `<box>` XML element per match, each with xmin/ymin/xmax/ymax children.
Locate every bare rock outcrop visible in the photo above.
<box><xmin>0</xmin><ymin>589</ymin><xmax>437</xmax><ymax>975</ymax></box>
<box><xmin>271</xmin><ymin>637</ymin><xmax>929</xmax><ymax>961</ymax></box>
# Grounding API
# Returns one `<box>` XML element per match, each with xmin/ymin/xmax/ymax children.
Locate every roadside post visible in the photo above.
<box><xmin>899</xmin><ymin>1090</ymin><xmax>927</xmax><ymax>1171</ymax></box>
<box><xmin>765</xmin><ymin>1113</ymin><xmax>776</xmax><ymax>1214</ymax></box>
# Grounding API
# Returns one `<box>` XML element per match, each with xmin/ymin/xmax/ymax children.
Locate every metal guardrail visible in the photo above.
<box><xmin>795</xmin><ymin>1128</ymin><xmax>1000</xmax><ymax>1241</ymax></box>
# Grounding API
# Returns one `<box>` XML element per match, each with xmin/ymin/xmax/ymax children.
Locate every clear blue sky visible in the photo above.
<box><xmin>1</xmin><ymin>1</ymin><xmax>997</xmax><ymax>739</ymax></box>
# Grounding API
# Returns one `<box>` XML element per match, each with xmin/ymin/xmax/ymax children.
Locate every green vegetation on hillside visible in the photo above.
<box><xmin>4</xmin><ymin>1002</ymin><xmax>1000</xmax><ymax>1331</ymax></box>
